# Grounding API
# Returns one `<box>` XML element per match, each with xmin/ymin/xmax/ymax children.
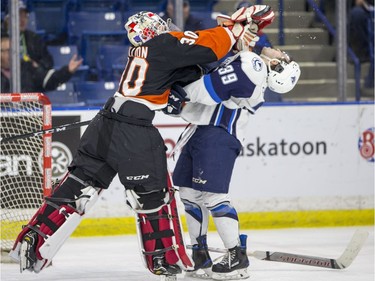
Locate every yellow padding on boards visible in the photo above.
<box><xmin>70</xmin><ymin>209</ymin><xmax>374</xmax><ymax>237</ymax></box>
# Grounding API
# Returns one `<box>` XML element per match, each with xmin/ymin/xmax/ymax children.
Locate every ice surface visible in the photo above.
<box><xmin>1</xmin><ymin>226</ymin><xmax>373</xmax><ymax>281</ymax></box>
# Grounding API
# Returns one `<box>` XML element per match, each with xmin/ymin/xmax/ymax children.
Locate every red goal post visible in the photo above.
<box><xmin>0</xmin><ymin>93</ymin><xmax>52</xmax><ymax>255</ymax></box>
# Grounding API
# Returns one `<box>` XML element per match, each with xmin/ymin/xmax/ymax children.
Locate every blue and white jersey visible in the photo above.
<box><xmin>181</xmin><ymin>51</ymin><xmax>268</xmax><ymax>145</ymax></box>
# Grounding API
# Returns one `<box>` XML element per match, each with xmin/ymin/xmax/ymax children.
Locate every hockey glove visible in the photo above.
<box><xmin>218</xmin><ymin>20</ymin><xmax>259</xmax><ymax>52</ymax></box>
<box><xmin>162</xmin><ymin>84</ymin><xmax>190</xmax><ymax>116</ymax></box>
<box><xmin>217</xmin><ymin>5</ymin><xmax>275</xmax><ymax>35</ymax></box>
<box><xmin>236</xmin><ymin>25</ymin><xmax>260</xmax><ymax>51</ymax></box>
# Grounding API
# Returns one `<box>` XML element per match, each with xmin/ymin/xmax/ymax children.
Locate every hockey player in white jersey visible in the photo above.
<box><xmin>165</xmin><ymin>47</ymin><xmax>301</xmax><ymax>280</ymax></box>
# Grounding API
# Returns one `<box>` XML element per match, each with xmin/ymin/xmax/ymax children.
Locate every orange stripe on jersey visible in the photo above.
<box><xmin>135</xmin><ymin>88</ymin><xmax>170</xmax><ymax>105</ymax></box>
<box><xmin>170</xmin><ymin>26</ymin><xmax>234</xmax><ymax>60</ymax></box>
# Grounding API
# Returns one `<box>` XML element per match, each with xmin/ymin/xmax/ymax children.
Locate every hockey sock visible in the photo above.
<box><xmin>181</xmin><ymin>199</ymin><xmax>209</xmax><ymax>245</ymax></box>
<box><xmin>210</xmin><ymin>202</ymin><xmax>240</xmax><ymax>249</ymax></box>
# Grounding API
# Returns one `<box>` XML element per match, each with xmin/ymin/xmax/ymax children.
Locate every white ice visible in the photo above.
<box><xmin>1</xmin><ymin>226</ymin><xmax>374</xmax><ymax>281</ymax></box>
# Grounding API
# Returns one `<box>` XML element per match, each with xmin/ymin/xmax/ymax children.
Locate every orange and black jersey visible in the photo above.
<box><xmin>115</xmin><ymin>26</ymin><xmax>235</xmax><ymax>110</ymax></box>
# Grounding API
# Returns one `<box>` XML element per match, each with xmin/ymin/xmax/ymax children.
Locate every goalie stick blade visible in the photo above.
<box><xmin>252</xmin><ymin>229</ymin><xmax>369</xmax><ymax>269</ymax></box>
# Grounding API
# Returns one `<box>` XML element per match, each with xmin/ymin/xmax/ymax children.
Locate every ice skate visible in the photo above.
<box><xmin>19</xmin><ymin>231</ymin><xmax>38</xmax><ymax>272</ymax></box>
<box><xmin>153</xmin><ymin>255</ymin><xmax>182</xmax><ymax>275</ymax></box>
<box><xmin>211</xmin><ymin>235</ymin><xmax>249</xmax><ymax>280</ymax></box>
<box><xmin>186</xmin><ymin>235</ymin><xmax>213</xmax><ymax>279</ymax></box>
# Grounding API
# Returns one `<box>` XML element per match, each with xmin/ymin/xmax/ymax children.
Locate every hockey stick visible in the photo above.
<box><xmin>0</xmin><ymin>120</ymin><xmax>91</xmax><ymax>143</ymax></box>
<box><xmin>187</xmin><ymin>229</ymin><xmax>369</xmax><ymax>269</ymax></box>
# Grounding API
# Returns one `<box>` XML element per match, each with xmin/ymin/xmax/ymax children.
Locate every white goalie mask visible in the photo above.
<box><xmin>124</xmin><ymin>11</ymin><xmax>170</xmax><ymax>47</ymax></box>
<box><xmin>261</xmin><ymin>54</ymin><xmax>301</xmax><ymax>94</ymax></box>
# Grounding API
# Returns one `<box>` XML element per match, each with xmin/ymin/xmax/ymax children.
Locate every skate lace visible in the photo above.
<box><xmin>219</xmin><ymin>249</ymin><xmax>237</xmax><ymax>267</ymax></box>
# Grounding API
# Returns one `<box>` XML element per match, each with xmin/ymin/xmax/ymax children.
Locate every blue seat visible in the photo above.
<box><xmin>47</xmin><ymin>45</ymin><xmax>89</xmax><ymax>82</ymax></box>
<box><xmin>189</xmin><ymin>11</ymin><xmax>217</xmax><ymax>29</ymax></box>
<box><xmin>188</xmin><ymin>0</ymin><xmax>218</xmax><ymax>12</ymax></box>
<box><xmin>76</xmin><ymin>0</ymin><xmax>124</xmax><ymax>11</ymax></box>
<box><xmin>29</xmin><ymin>0</ymin><xmax>71</xmax><ymax>42</ymax></box>
<box><xmin>67</xmin><ymin>11</ymin><xmax>125</xmax><ymax>39</ymax></box>
<box><xmin>125</xmin><ymin>0</ymin><xmax>164</xmax><ymax>12</ymax></box>
<box><xmin>96</xmin><ymin>44</ymin><xmax>129</xmax><ymax>81</ymax></box>
<box><xmin>67</xmin><ymin>11</ymin><xmax>127</xmax><ymax>69</ymax></box>
<box><xmin>123</xmin><ymin>11</ymin><xmax>136</xmax><ymax>27</ymax></box>
<box><xmin>75</xmin><ymin>81</ymin><xmax>117</xmax><ymax>106</ymax></box>
<box><xmin>27</xmin><ymin>11</ymin><xmax>46</xmax><ymax>37</ymax></box>
<box><xmin>45</xmin><ymin>82</ymin><xmax>84</xmax><ymax>107</ymax></box>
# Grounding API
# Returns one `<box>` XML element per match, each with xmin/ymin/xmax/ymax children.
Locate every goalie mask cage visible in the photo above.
<box><xmin>0</xmin><ymin>93</ymin><xmax>52</xmax><ymax>256</ymax></box>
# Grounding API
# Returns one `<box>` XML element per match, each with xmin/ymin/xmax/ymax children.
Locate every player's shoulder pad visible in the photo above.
<box><xmin>237</xmin><ymin>51</ymin><xmax>267</xmax><ymax>86</ymax></box>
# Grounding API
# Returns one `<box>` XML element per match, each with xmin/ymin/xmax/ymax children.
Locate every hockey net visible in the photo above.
<box><xmin>0</xmin><ymin>93</ymin><xmax>52</xmax><ymax>260</ymax></box>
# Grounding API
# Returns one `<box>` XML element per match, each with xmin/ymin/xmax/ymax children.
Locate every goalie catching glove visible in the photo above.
<box><xmin>217</xmin><ymin>5</ymin><xmax>275</xmax><ymax>52</ymax></box>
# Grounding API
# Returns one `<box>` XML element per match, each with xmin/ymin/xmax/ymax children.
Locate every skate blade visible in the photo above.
<box><xmin>19</xmin><ymin>240</ymin><xmax>33</xmax><ymax>273</ymax></box>
<box><xmin>212</xmin><ymin>268</ymin><xmax>249</xmax><ymax>280</ymax></box>
<box><xmin>185</xmin><ymin>268</ymin><xmax>213</xmax><ymax>279</ymax></box>
<box><xmin>160</xmin><ymin>275</ymin><xmax>177</xmax><ymax>281</ymax></box>
<box><xmin>153</xmin><ymin>266</ymin><xmax>181</xmax><ymax>276</ymax></box>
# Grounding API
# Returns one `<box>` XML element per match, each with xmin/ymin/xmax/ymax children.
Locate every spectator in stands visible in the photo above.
<box><xmin>348</xmin><ymin>0</ymin><xmax>374</xmax><ymax>88</ymax></box>
<box><xmin>159</xmin><ymin>0</ymin><xmax>215</xmax><ymax>30</ymax></box>
<box><xmin>348</xmin><ymin>0</ymin><xmax>374</xmax><ymax>62</ymax></box>
<box><xmin>3</xmin><ymin>0</ymin><xmax>53</xmax><ymax>71</ymax></box>
<box><xmin>1</xmin><ymin>32</ymin><xmax>83</xmax><ymax>93</ymax></box>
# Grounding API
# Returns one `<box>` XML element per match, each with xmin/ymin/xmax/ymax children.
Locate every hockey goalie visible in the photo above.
<box><xmin>9</xmin><ymin>5</ymin><xmax>275</xmax><ymax>279</ymax></box>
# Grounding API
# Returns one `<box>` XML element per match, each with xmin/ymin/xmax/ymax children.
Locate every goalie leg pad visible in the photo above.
<box><xmin>10</xmin><ymin>170</ymin><xmax>100</xmax><ymax>273</ymax></box>
<box><xmin>126</xmin><ymin>188</ymin><xmax>171</xmax><ymax>214</ymax></box>
<box><xmin>138</xmin><ymin>205</ymin><xmax>179</xmax><ymax>269</ymax></box>
<box><xmin>131</xmin><ymin>185</ymin><xmax>193</xmax><ymax>275</ymax></box>
<box><xmin>129</xmin><ymin>187</ymin><xmax>179</xmax><ymax>272</ymax></box>
<box><xmin>10</xmin><ymin>203</ymin><xmax>79</xmax><ymax>272</ymax></box>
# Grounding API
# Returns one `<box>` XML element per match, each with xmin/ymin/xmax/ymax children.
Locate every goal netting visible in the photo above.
<box><xmin>0</xmin><ymin>93</ymin><xmax>52</xmax><ymax>260</ymax></box>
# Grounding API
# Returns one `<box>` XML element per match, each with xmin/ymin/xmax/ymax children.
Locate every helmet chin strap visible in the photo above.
<box><xmin>260</xmin><ymin>54</ymin><xmax>281</xmax><ymax>72</ymax></box>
